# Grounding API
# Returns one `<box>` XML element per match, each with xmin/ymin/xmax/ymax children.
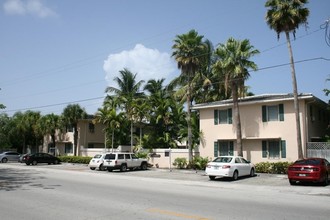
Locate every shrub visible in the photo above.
<box><xmin>255</xmin><ymin>161</ymin><xmax>293</xmax><ymax>174</ymax></box>
<box><xmin>190</xmin><ymin>156</ymin><xmax>210</xmax><ymax>170</ymax></box>
<box><xmin>172</xmin><ymin>157</ymin><xmax>188</xmax><ymax>169</ymax></box>
<box><xmin>59</xmin><ymin>156</ymin><xmax>92</xmax><ymax>164</ymax></box>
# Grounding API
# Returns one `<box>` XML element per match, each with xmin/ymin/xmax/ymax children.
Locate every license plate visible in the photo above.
<box><xmin>299</xmin><ymin>174</ymin><xmax>306</xmax><ymax>177</ymax></box>
<box><xmin>214</xmin><ymin>166</ymin><xmax>219</xmax><ymax>170</ymax></box>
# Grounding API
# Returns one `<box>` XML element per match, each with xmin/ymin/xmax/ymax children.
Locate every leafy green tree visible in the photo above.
<box><xmin>37</xmin><ymin>113</ymin><xmax>61</xmax><ymax>155</ymax></box>
<box><xmin>62</xmin><ymin>104</ymin><xmax>87</xmax><ymax>156</ymax></box>
<box><xmin>105</xmin><ymin>68</ymin><xmax>145</xmax><ymax>148</ymax></box>
<box><xmin>265</xmin><ymin>0</ymin><xmax>309</xmax><ymax>159</ymax></box>
<box><xmin>172</xmin><ymin>29</ymin><xmax>206</xmax><ymax>162</ymax></box>
<box><xmin>94</xmin><ymin>100</ymin><xmax>124</xmax><ymax>152</ymax></box>
<box><xmin>0</xmin><ymin>113</ymin><xmax>11</xmax><ymax>149</ymax></box>
<box><xmin>213</xmin><ymin>38</ymin><xmax>259</xmax><ymax>156</ymax></box>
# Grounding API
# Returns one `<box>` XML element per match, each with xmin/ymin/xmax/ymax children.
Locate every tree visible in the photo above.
<box><xmin>37</xmin><ymin>113</ymin><xmax>61</xmax><ymax>155</ymax></box>
<box><xmin>213</xmin><ymin>38</ymin><xmax>259</xmax><ymax>157</ymax></box>
<box><xmin>94</xmin><ymin>100</ymin><xmax>124</xmax><ymax>152</ymax></box>
<box><xmin>265</xmin><ymin>0</ymin><xmax>309</xmax><ymax>159</ymax></box>
<box><xmin>62</xmin><ymin>104</ymin><xmax>87</xmax><ymax>156</ymax></box>
<box><xmin>105</xmin><ymin>68</ymin><xmax>145</xmax><ymax>148</ymax></box>
<box><xmin>172</xmin><ymin>29</ymin><xmax>206</xmax><ymax>162</ymax></box>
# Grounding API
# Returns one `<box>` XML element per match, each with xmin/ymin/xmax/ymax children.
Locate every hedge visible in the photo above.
<box><xmin>255</xmin><ymin>161</ymin><xmax>293</xmax><ymax>174</ymax></box>
<box><xmin>59</xmin><ymin>156</ymin><xmax>92</xmax><ymax>164</ymax></box>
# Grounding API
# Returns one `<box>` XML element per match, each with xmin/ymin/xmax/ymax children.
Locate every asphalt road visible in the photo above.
<box><xmin>1</xmin><ymin>162</ymin><xmax>330</xmax><ymax>220</ymax></box>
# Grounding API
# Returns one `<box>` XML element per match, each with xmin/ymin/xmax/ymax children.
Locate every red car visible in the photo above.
<box><xmin>288</xmin><ymin>158</ymin><xmax>330</xmax><ymax>186</ymax></box>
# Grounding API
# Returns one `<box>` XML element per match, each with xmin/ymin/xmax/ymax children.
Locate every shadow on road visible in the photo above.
<box><xmin>0</xmin><ymin>166</ymin><xmax>58</xmax><ymax>191</ymax></box>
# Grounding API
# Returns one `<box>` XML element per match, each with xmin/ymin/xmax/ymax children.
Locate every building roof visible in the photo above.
<box><xmin>192</xmin><ymin>93</ymin><xmax>326</xmax><ymax>110</ymax></box>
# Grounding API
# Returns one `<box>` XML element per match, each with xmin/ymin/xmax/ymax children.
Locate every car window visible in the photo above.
<box><xmin>213</xmin><ymin>157</ymin><xmax>232</xmax><ymax>163</ymax></box>
<box><xmin>240</xmin><ymin>158</ymin><xmax>249</xmax><ymax>164</ymax></box>
<box><xmin>294</xmin><ymin>159</ymin><xmax>321</xmax><ymax>165</ymax></box>
<box><xmin>131</xmin><ymin>154</ymin><xmax>138</xmax><ymax>159</ymax></box>
<box><xmin>235</xmin><ymin>158</ymin><xmax>241</xmax><ymax>163</ymax></box>
<box><xmin>93</xmin><ymin>154</ymin><xmax>102</xmax><ymax>159</ymax></box>
<box><xmin>118</xmin><ymin>154</ymin><xmax>124</xmax><ymax>160</ymax></box>
<box><xmin>105</xmin><ymin>154</ymin><xmax>115</xmax><ymax>160</ymax></box>
<box><xmin>125</xmin><ymin>154</ymin><xmax>131</xmax><ymax>159</ymax></box>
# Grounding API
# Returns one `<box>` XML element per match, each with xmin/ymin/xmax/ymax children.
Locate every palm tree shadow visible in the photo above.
<box><xmin>0</xmin><ymin>167</ymin><xmax>59</xmax><ymax>191</ymax></box>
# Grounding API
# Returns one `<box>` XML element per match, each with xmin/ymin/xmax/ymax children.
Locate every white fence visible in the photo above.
<box><xmin>80</xmin><ymin>147</ymin><xmax>200</xmax><ymax>169</ymax></box>
<box><xmin>307</xmin><ymin>142</ymin><xmax>330</xmax><ymax>161</ymax></box>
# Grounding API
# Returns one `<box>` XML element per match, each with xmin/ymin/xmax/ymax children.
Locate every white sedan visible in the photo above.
<box><xmin>205</xmin><ymin>156</ymin><xmax>255</xmax><ymax>181</ymax></box>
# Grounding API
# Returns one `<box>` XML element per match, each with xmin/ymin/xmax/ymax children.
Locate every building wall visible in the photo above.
<box><xmin>198</xmin><ymin>98</ymin><xmax>328</xmax><ymax>163</ymax></box>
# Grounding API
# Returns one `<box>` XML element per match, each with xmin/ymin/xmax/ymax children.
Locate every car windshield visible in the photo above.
<box><xmin>93</xmin><ymin>154</ymin><xmax>102</xmax><ymax>159</ymax></box>
<box><xmin>213</xmin><ymin>157</ymin><xmax>232</xmax><ymax>163</ymax></box>
<box><xmin>294</xmin><ymin>159</ymin><xmax>321</xmax><ymax>165</ymax></box>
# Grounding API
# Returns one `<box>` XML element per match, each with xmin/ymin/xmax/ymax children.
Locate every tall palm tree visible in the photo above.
<box><xmin>62</xmin><ymin>104</ymin><xmax>87</xmax><ymax>156</ymax></box>
<box><xmin>265</xmin><ymin>0</ymin><xmax>309</xmax><ymax>159</ymax></box>
<box><xmin>172</xmin><ymin>29</ymin><xmax>206</xmax><ymax>163</ymax></box>
<box><xmin>213</xmin><ymin>38</ymin><xmax>259</xmax><ymax>157</ymax></box>
<box><xmin>37</xmin><ymin>113</ymin><xmax>62</xmax><ymax>155</ymax></box>
<box><xmin>105</xmin><ymin>68</ymin><xmax>145</xmax><ymax>148</ymax></box>
<box><xmin>94</xmin><ymin>102</ymin><xmax>123</xmax><ymax>152</ymax></box>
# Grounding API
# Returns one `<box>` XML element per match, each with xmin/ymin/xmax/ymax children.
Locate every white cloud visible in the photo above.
<box><xmin>3</xmin><ymin>0</ymin><xmax>57</xmax><ymax>18</ymax></box>
<box><xmin>103</xmin><ymin>44</ymin><xmax>177</xmax><ymax>89</ymax></box>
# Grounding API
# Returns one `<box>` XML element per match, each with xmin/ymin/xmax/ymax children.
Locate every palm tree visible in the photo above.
<box><xmin>37</xmin><ymin>113</ymin><xmax>62</xmax><ymax>155</ymax></box>
<box><xmin>172</xmin><ymin>29</ymin><xmax>206</xmax><ymax>163</ymax></box>
<box><xmin>213</xmin><ymin>38</ymin><xmax>259</xmax><ymax>157</ymax></box>
<box><xmin>62</xmin><ymin>104</ymin><xmax>87</xmax><ymax>156</ymax></box>
<box><xmin>105</xmin><ymin>68</ymin><xmax>145</xmax><ymax>148</ymax></box>
<box><xmin>94</xmin><ymin>103</ymin><xmax>123</xmax><ymax>152</ymax></box>
<box><xmin>265</xmin><ymin>0</ymin><xmax>309</xmax><ymax>159</ymax></box>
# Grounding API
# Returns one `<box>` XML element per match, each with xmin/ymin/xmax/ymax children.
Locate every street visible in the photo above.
<box><xmin>1</xmin><ymin>163</ymin><xmax>330</xmax><ymax>220</ymax></box>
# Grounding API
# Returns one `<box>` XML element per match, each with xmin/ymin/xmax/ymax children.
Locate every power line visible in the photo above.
<box><xmin>1</xmin><ymin>96</ymin><xmax>104</xmax><ymax>114</ymax></box>
<box><xmin>320</xmin><ymin>18</ymin><xmax>330</xmax><ymax>47</ymax></box>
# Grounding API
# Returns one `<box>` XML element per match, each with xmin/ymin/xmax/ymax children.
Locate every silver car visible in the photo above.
<box><xmin>0</xmin><ymin>151</ymin><xmax>21</xmax><ymax>163</ymax></box>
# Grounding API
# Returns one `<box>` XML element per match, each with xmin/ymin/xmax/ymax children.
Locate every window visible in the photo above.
<box><xmin>262</xmin><ymin>104</ymin><xmax>284</xmax><ymax>122</ymax></box>
<box><xmin>214</xmin><ymin>141</ymin><xmax>234</xmax><ymax>157</ymax></box>
<box><xmin>66</xmin><ymin>125</ymin><xmax>73</xmax><ymax>132</ymax></box>
<box><xmin>65</xmin><ymin>143</ymin><xmax>73</xmax><ymax>154</ymax></box>
<box><xmin>118</xmin><ymin>154</ymin><xmax>124</xmax><ymax>159</ymax></box>
<box><xmin>89</xmin><ymin>123</ymin><xmax>95</xmax><ymax>133</ymax></box>
<box><xmin>88</xmin><ymin>143</ymin><xmax>94</xmax><ymax>148</ymax></box>
<box><xmin>214</xmin><ymin>109</ymin><xmax>232</xmax><ymax>125</ymax></box>
<box><xmin>262</xmin><ymin>140</ymin><xmax>286</xmax><ymax>159</ymax></box>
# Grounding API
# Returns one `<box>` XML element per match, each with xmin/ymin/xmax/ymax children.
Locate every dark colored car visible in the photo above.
<box><xmin>25</xmin><ymin>153</ymin><xmax>61</xmax><ymax>165</ymax></box>
<box><xmin>288</xmin><ymin>158</ymin><xmax>330</xmax><ymax>186</ymax></box>
<box><xmin>0</xmin><ymin>151</ymin><xmax>21</xmax><ymax>163</ymax></box>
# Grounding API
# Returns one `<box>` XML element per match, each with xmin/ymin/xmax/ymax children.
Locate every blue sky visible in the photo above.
<box><xmin>1</xmin><ymin>0</ymin><xmax>329</xmax><ymax>116</ymax></box>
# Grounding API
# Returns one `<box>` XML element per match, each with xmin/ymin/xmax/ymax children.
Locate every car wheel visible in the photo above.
<box><xmin>289</xmin><ymin>179</ymin><xmax>297</xmax><ymax>185</ymax></box>
<box><xmin>323</xmin><ymin>173</ymin><xmax>329</xmax><ymax>186</ymax></box>
<box><xmin>250</xmin><ymin>168</ymin><xmax>255</xmax><ymax>177</ymax></box>
<box><xmin>32</xmin><ymin>160</ymin><xmax>38</xmax><ymax>165</ymax></box>
<box><xmin>232</xmin><ymin>170</ymin><xmax>239</xmax><ymax>181</ymax></box>
<box><xmin>140</xmin><ymin>162</ymin><xmax>148</xmax><ymax>170</ymax></box>
<box><xmin>1</xmin><ymin>158</ymin><xmax>8</xmax><ymax>163</ymax></box>
<box><xmin>99</xmin><ymin>164</ymin><xmax>105</xmax><ymax>171</ymax></box>
<box><xmin>26</xmin><ymin>163</ymin><xmax>30</xmax><ymax>165</ymax></box>
<box><xmin>90</xmin><ymin>167</ymin><xmax>96</xmax><ymax>170</ymax></box>
<box><xmin>54</xmin><ymin>160</ymin><xmax>59</xmax><ymax>165</ymax></box>
<box><xmin>209</xmin><ymin>176</ymin><xmax>216</xmax><ymax>180</ymax></box>
<box><xmin>120</xmin><ymin>164</ymin><xmax>127</xmax><ymax>172</ymax></box>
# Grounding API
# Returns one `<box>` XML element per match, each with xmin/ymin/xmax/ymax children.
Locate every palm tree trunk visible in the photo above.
<box><xmin>232</xmin><ymin>82</ymin><xmax>243</xmax><ymax>157</ymax></box>
<box><xmin>73</xmin><ymin>126</ymin><xmax>78</xmax><ymax>156</ymax></box>
<box><xmin>130</xmin><ymin>121</ymin><xmax>133</xmax><ymax>149</ymax></box>
<box><xmin>286</xmin><ymin>32</ymin><xmax>303</xmax><ymax>159</ymax></box>
<box><xmin>187</xmin><ymin>74</ymin><xmax>193</xmax><ymax>163</ymax></box>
